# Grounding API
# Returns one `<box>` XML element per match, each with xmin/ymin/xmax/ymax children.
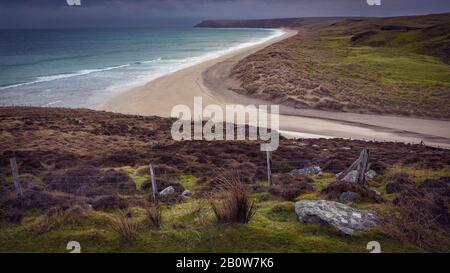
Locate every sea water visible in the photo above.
<box><xmin>0</xmin><ymin>27</ymin><xmax>283</xmax><ymax>108</ymax></box>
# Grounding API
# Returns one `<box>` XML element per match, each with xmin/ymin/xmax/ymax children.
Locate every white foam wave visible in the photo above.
<box><xmin>123</xmin><ymin>29</ymin><xmax>286</xmax><ymax>88</ymax></box>
<box><xmin>89</xmin><ymin>29</ymin><xmax>287</xmax><ymax>108</ymax></box>
<box><xmin>0</xmin><ymin>63</ymin><xmax>131</xmax><ymax>90</ymax></box>
<box><xmin>164</xmin><ymin>29</ymin><xmax>285</xmax><ymax>69</ymax></box>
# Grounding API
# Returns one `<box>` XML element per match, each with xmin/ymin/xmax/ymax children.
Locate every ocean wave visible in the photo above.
<box><xmin>139</xmin><ymin>57</ymin><xmax>162</xmax><ymax>64</ymax></box>
<box><xmin>137</xmin><ymin>29</ymin><xmax>286</xmax><ymax>80</ymax></box>
<box><xmin>0</xmin><ymin>64</ymin><xmax>131</xmax><ymax>90</ymax></box>
<box><xmin>85</xmin><ymin>29</ymin><xmax>286</xmax><ymax>108</ymax></box>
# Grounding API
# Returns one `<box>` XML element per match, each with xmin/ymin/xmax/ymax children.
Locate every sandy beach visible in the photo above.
<box><xmin>103</xmin><ymin>29</ymin><xmax>450</xmax><ymax>149</ymax></box>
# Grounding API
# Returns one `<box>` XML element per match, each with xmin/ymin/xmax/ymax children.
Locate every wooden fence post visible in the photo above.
<box><xmin>9</xmin><ymin>158</ymin><xmax>24</xmax><ymax>199</ymax></box>
<box><xmin>149</xmin><ymin>163</ymin><xmax>158</xmax><ymax>205</ymax></box>
<box><xmin>266</xmin><ymin>150</ymin><xmax>273</xmax><ymax>189</ymax></box>
<box><xmin>337</xmin><ymin>149</ymin><xmax>369</xmax><ymax>186</ymax></box>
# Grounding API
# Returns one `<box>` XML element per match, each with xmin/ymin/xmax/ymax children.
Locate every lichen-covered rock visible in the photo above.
<box><xmin>294</xmin><ymin>200</ymin><xmax>379</xmax><ymax>235</ymax></box>
<box><xmin>290</xmin><ymin>166</ymin><xmax>322</xmax><ymax>175</ymax></box>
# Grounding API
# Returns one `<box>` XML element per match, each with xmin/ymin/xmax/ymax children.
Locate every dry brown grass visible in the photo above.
<box><xmin>145</xmin><ymin>205</ymin><xmax>162</xmax><ymax>229</ymax></box>
<box><xmin>269</xmin><ymin>173</ymin><xmax>314</xmax><ymax>201</ymax></box>
<box><xmin>28</xmin><ymin>207</ymin><xmax>86</xmax><ymax>235</ymax></box>
<box><xmin>1</xmin><ymin>107</ymin><xmax>449</xmax><ymax>184</ymax></box>
<box><xmin>384</xmin><ymin>181</ymin><xmax>450</xmax><ymax>252</ymax></box>
<box><xmin>109</xmin><ymin>210</ymin><xmax>140</xmax><ymax>241</ymax></box>
<box><xmin>210</xmin><ymin>173</ymin><xmax>255</xmax><ymax>224</ymax></box>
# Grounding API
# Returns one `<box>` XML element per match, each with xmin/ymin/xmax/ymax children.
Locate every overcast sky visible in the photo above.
<box><xmin>1</xmin><ymin>0</ymin><xmax>450</xmax><ymax>28</ymax></box>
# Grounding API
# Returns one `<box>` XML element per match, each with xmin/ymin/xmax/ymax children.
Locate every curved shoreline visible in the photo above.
<box><xmin>102</xmin><ymin>29</ymin><xmax>296</xmax><ymax>115</ymax></box>
<box><xmin>103</xmin><ymin>28</ymin><xmax>450</xmax><ymax>149</ymax></box>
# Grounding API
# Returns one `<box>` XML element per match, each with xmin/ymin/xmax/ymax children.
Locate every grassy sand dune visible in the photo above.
<box><xmin>231</xmin><ymin>13</ymin><xmax>450</xmax><ymax>118</ymax></box>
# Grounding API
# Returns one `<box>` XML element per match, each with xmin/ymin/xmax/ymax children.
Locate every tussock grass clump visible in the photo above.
<box><xmin>109</xmin><ymin>210</ymin><xmax>140</xmax><ymax>241</ymax></box>
<box><xmin>210</xmin><ymin>174</ymin><xmax>255</xmax><ymax>224</ymax></box>
<box><xmin>145</xmin><ymin>206</ymin><xmax>162</xmax><ymax>229</ymax></box>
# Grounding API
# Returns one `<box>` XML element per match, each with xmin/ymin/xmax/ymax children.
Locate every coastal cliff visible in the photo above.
<box><xmin>194</xmin><ymin>17</ymin><xmax>349</xmax><ymax>28</ymax></box>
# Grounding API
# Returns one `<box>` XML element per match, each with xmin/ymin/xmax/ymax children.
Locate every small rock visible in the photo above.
<box><xmin>365</xmin><ymin>170</ymin><xmax>377</xmax><ymax>180</ymax></box>
<box><xmin>341</xmin><ymin>147</ymin><xmax>351</xmax><ymax>150</ymax></box>
<box><xmin>290</xmin><ymin>166</ymin><xmax>322</xmax><ymax>175</ymax></box>
<box><xmin>159</xmin><ymin>186</ymin><xmax>175</xmax><ymax>196</ymax></box>
<box><xmin>371</xmin><ymin>189</ymin><xmax>381</xmax><ymax>196</ymax></box>
<box><xmin>73</xmin><ymin>118</ymin><xmax>84</xmax><ymax>125</ymax></box>
<box><xmin>295</xmin><ymin>200</ymin><xmax>379</xmax><ymax>235</ymax></box>
<box><xmin>312</xmin><ymin>144</ymin><xmax>320</xmax><ymax>148</ymax></box>
<box><xmin>181</xmin><ymin>189</ymin><xmax>192</xmax><ymax>197</ymax></box>
<box><xmin>148</xmin><ymin>140</ymin><xmax>158</xmax><ymax>148</ymax></box>
<box><xmin>339</xmin><ymin>191</ymin><xmax>359</xmax><ymax>203</ymax></box>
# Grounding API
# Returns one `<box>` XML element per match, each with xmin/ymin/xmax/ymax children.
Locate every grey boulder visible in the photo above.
<box><xmin>337</xmin><ymin>170</ymin><xmax>358</xmax><ymax>183</ymax></box>
<box><xmin>295</xmin><ymin>200</ymin><xmax>379</xmax><ymax>235</ymax></box>
<box><xmin>181</xmin><ymin>189</ymin><xmax>192</xmax><ymax>197</ymax></box>
<box><xmin>290</xmin><ymin>166</ymin><xmax>322</xmax><ymax>175</ymax></box>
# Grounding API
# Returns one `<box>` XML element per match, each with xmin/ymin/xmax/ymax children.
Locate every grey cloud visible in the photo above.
<box><xmin>1</xmin><ymin>0</ymin><xmax>449</xmax><ymax>28</ymax></box>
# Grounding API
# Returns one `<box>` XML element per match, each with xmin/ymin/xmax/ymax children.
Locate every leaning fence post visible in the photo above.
<box><xmin>337</xmin><ymin>148</ymin><xmax>369</xmax><ymax>186</ymax></box>
<box><xmin>356</xmin><ymin>149</ymin><xmax>369</xmax><ymax>186</ymax></box>
<box><xmin>149</xmin><ymin>163</ymin><xmax>158</xmax><ymax>205</ymax></box>
<box><xmin>266</xmin><ymin>150</ymin><xmax>273</xmax><ymax>189</ymax></box>
<box><xmin>9</xmin><ymin>158</ymin><xmax>24</xmax><ymax>200</ymax></box>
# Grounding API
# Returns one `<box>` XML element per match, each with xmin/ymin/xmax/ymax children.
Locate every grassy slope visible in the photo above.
<box><xmin>2</xmin><ymin>166</ymin><xmax>449</xmax><ymax>253</ymax></box>
<box><xmin>1</xmin><ymin>107</ymin><xmax>449</xmax><ymax>253</ymax></box>
<box><xmin>231</xmin><ymin>13</ymin><xmax>450</xmax><ymax>118</ymax></box>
